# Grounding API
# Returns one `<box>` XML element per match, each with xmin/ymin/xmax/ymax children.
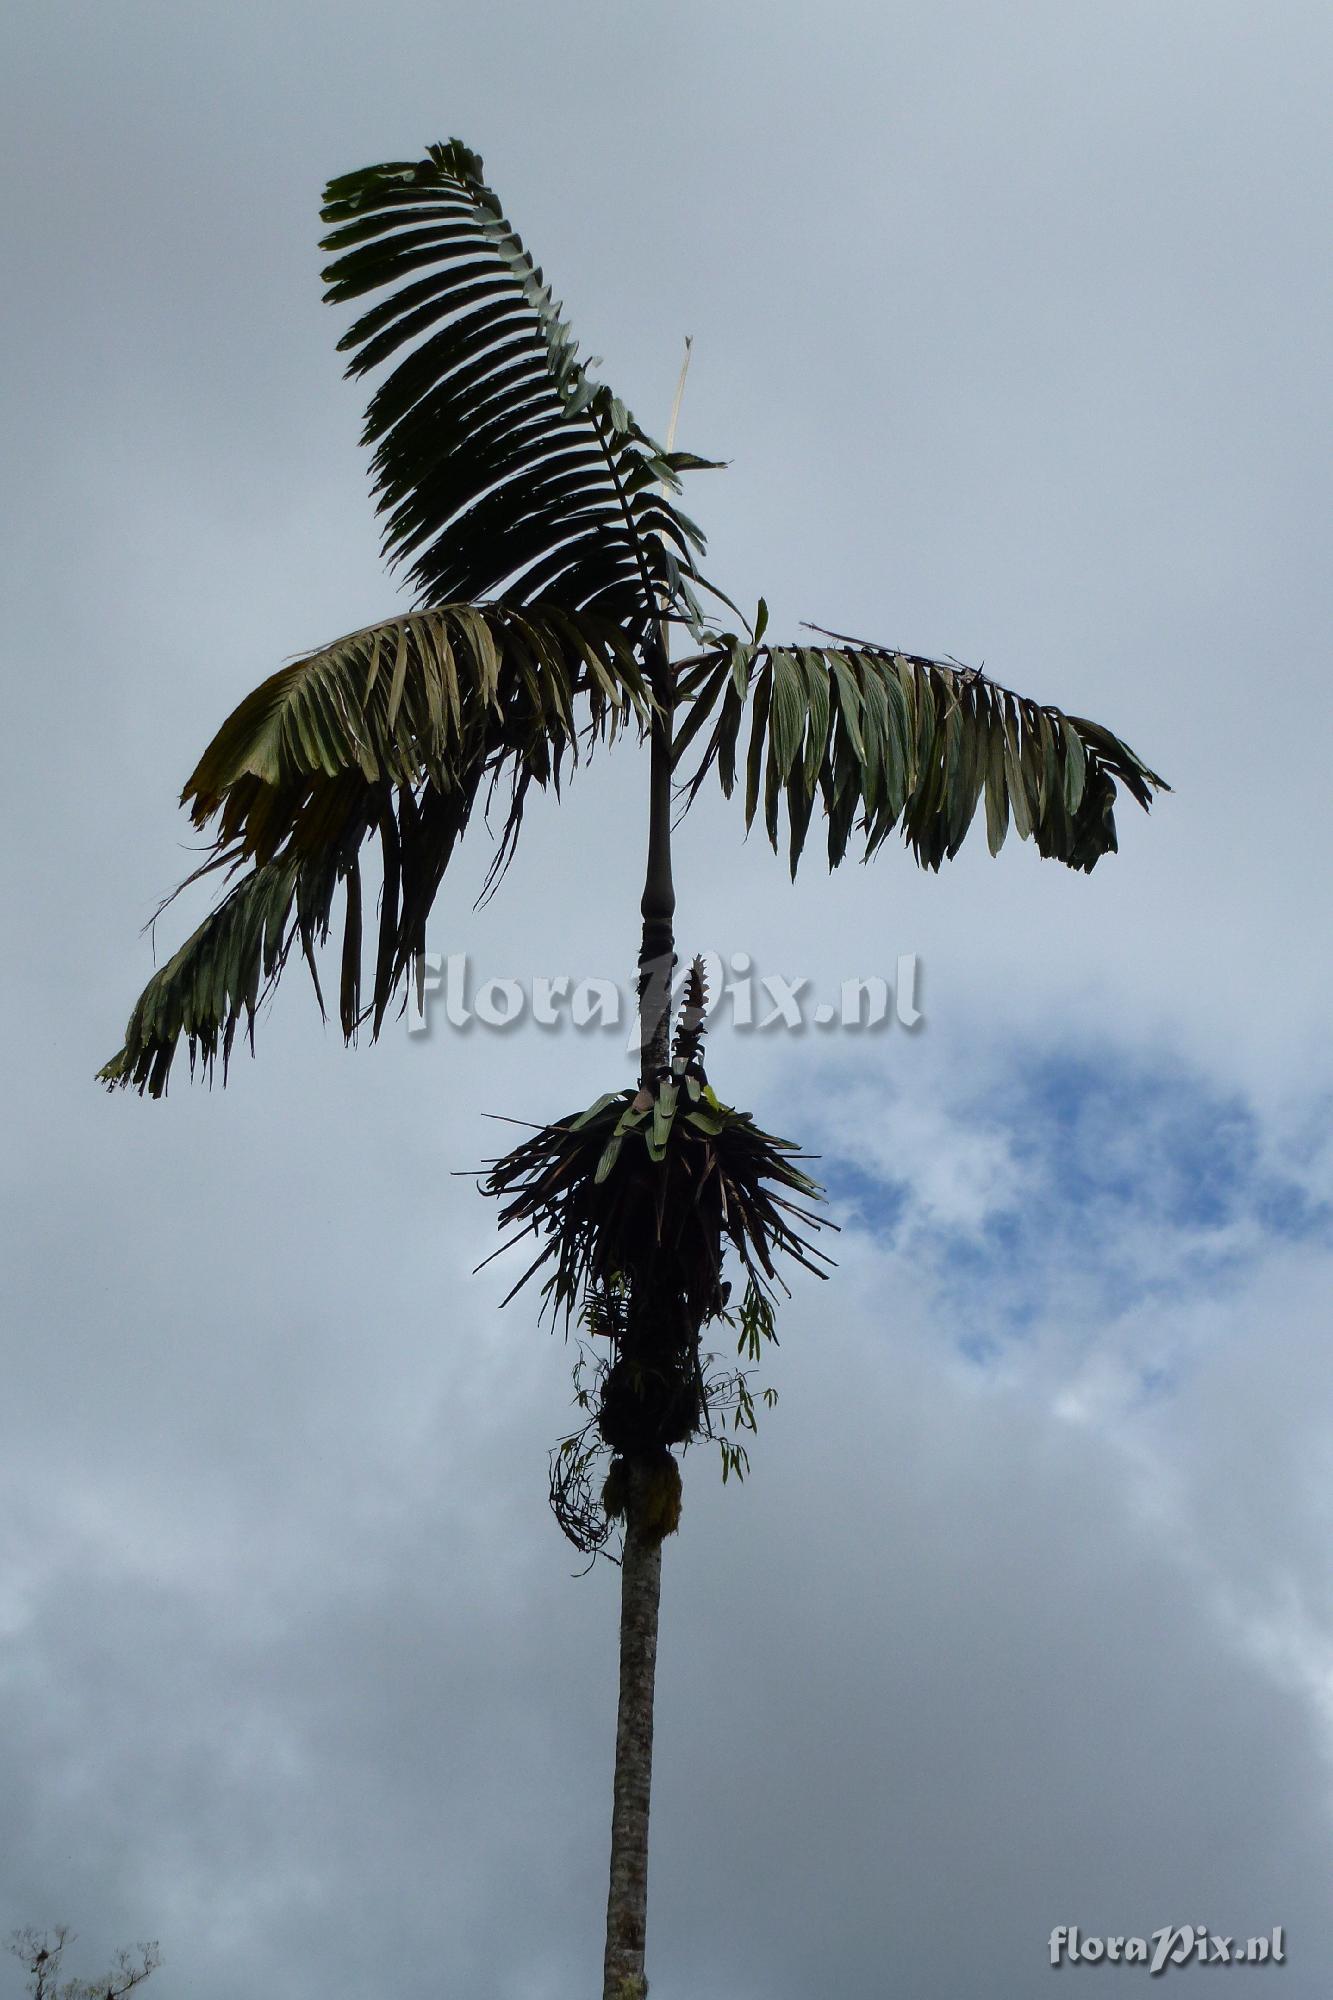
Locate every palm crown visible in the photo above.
<box><xmin>101</xmin><ymin>138</ymin><xmax>1165</xmax><ymax>1097</ymax></box>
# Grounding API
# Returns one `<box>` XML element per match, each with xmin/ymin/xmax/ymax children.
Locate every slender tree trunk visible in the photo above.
<box><xmin>602</xmin><ymin>1465</ymin><xmax>665</xmax><ymax>2000</ymax></box>
<box><xmin>602</xmin><ymin>648</ymin><xmax>676</xmax><ymax>2000</ymax></box>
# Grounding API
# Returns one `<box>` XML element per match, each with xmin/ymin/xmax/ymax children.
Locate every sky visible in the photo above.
<box><xmin>2</xmin><ymin>0</ymin><xmax>1332</xmax><ymax>1993</ymax></box>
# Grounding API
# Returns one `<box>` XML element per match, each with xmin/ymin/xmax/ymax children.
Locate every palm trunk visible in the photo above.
<box><xmin>602</xmin><ymin>654</ymin><xmax>675</xmax><ymax>2000</ymax></box>
<box><xmin>602</xmin><ymin>1466</ymin><xmax>665</xmax><ymax>2000</ymax></box>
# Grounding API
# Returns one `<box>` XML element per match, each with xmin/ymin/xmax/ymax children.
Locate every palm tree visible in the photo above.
<box><xmin>101</xmin><ymin>140</ymin><xmax>1167</xmax><ymax>2000</ymax></box>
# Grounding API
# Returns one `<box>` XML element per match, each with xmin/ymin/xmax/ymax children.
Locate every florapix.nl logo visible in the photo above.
<box><xmin>405</xmin><ymin>948</ymin><xmax>923</xmax><ymax>1044</ymax></box>
<box><xmin>1049</xmin><ymin>1925</ymin><xmax>1286</xmax><ymax>1973</ymax></box>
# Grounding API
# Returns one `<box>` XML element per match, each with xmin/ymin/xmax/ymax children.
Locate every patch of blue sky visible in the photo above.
<box><xmin>999</xmin><ymin>1052</ymin><xmax>1260</xmax><ymax>1232</ymax></box>
<box><xmin>1133</xmin><ymin>1362</ymin><xmax>1180</xmax><ymax>1406</ymax></box>
<box><xmin>987</xmin><ymin>1052</ymin><xmax>1332</xmax><ymax>1251</ymax></box>
<box><xmin>817</xmin><ymin>1158</ymin><xmax>911</xmax><ymax>1234</ymax></box>
<box><xmin>805</xmin><ymin>1043</ymin><xmax>1333</xmax><ymax>1358</ymax></box>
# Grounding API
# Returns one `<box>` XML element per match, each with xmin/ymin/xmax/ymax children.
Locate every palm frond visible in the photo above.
<box><xmin>180</xmin><ymin>592</ymin><xmax>648</xmax><ymax>884</ymax></box>
<box><xmin>98</xmin><ymin>849</ymin><xmax>345</xmax><ymax>1097</ymax></box>
<box><xmin>102</xmin><ymin>602</ymin><xmax>640</xmax><ymax>1093</ymax></box>
<box><xmin>320</xmin><ymin>140</ymin><xmax>722</xmax><ymax>642</ymax></box>
<box><xmin>674</xmin><ymin>634</ymin><xmax>1169</xmax><ymax>874</ymax></box>
<box><xmin>182</xmin><ymin>601</ymin><xmax>648</xmax><ymax>860</ymax></box>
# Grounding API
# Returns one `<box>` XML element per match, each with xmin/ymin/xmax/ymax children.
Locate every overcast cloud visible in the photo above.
<box><xmin>3</xmin><ymin>2</ymin><xmax>1332</xmax><ymax>1994</ymax></box>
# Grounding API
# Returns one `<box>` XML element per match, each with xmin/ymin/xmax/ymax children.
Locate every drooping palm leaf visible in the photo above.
<box><xmin>320</xmin><ymin>140</ymin><xmax>720</xmax><ymax>642</ymax></box>
<box><xmin>101</xmin><ymin>603</ymin><xmax>646</xmax><ymax>1093</ymax></box>
<box><xmin>97</xmin><ymin>769</ymin><xmax>477</xmax><ymax>1100</ymax></box>
<box><xmin>182</xmin><ymin>602</ymin><xmax>648</xmax><ymax>862</ymax></box>
<box><xmin>674</xmin><ymin>631</ymin><xmax>1169</xmax><ymax>874</ymax></box>
<box><xmin>98</xmin><ymin>849</ymin><xmax>343</xmax><ymax>1099</ymax></box>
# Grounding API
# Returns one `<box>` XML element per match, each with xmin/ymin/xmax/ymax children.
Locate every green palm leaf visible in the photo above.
<box><xmin>98</xmin><ymin>850</ymin><xmax>341</xmax><ymax>1099</ymax></box>
<box><xmin>320</xmin><ymin>140</ymin><xmax>720</xmax><ymax>641</ymax></box>
<box><xmin>674</xmin><ymin>633</ymin><xmax>1168</xmax><ymax>874</ymax></box>
<box><xmin>101</xmin><ymin>603</ymin><xmax>648</xmax><ymax>1093</ymax></box>
<box><xmin>183</xmin><ymin>602</ymin><xmax>648</xmax><ymax>858</ymax></box>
